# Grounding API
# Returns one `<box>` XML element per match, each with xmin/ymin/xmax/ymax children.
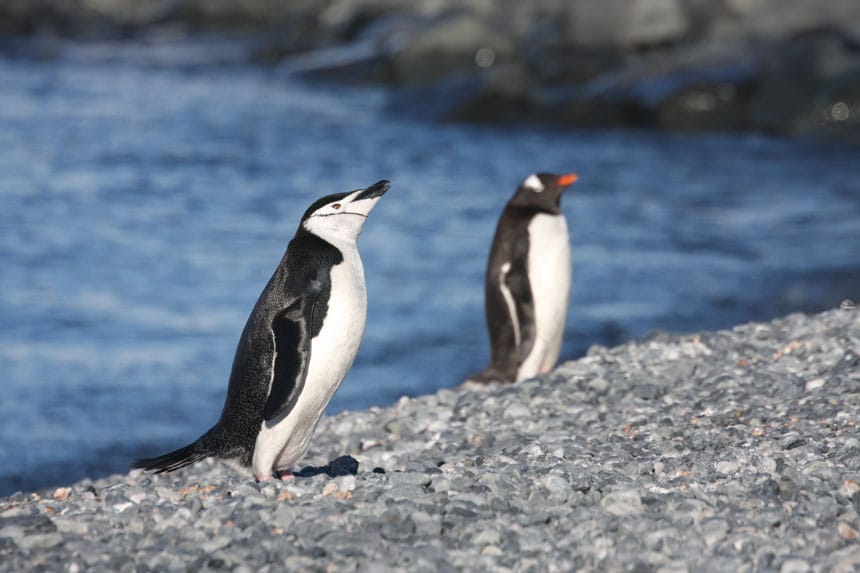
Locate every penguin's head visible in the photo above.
<box><xmin>509</xmin><ymin>172</ymin><xmax>577</xmax><ymax>214</ymax></box>
<box><xmin>301</xmin><ymin>179</ymin><xmax>390</xmax><ymax>242</ymax></box>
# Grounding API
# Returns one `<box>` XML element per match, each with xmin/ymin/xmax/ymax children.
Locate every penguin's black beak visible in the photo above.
<box><xmin>354</xmin><ymin>180</ymin><xmax>391</xmax><ymax>201</ymax></box>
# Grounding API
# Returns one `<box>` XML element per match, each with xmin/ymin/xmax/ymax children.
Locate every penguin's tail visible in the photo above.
<box><xmin>131</xmin><ymin>440</ymin><xmax>209</xmax><ymax>474</ymax></box>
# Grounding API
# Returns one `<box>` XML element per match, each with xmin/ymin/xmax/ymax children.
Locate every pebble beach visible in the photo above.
<box><xmin>1</xmin><ymin>307</ymin><xmax>858</xmax><ymax>572</ymax></box>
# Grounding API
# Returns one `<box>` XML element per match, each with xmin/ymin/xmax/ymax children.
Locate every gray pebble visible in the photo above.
<box><xmin>2</xmin><ymin>308</ymin><xmax>857</xmax><ymax>571</ymax></box>
<box><xmin>16</xmin><ymin>533</ymin><xmax>63</xmax><ymax>550</ymax></box>
<box><xmin>600</xmin><ymin>490</ymin><xmax>644</xmax><ymax>516</ymax></box>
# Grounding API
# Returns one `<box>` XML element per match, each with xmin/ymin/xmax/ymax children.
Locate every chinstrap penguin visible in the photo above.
<box><xmin>469</xmin><ymin>172</ymin><xmax>577</xmax><ymax>384</ymax></box>
<box><xmin>133</xmin><ymin>180</ymin><xmax>391</xmax><ymax>480</ymax></box>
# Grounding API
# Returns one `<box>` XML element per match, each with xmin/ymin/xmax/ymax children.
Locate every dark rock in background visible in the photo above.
<box><xmin>2</xmin><ymin>0</ymin><xmax>859</xmax><ymax>137</ymax></box>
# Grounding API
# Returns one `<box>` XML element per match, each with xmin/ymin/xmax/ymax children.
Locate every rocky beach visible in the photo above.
<box><xmin>2</xmin><ymin>0</ymin><xmax>860</xmax><ymax>138</ymax></box>
<box><xmin>1</xmin><ymin>2</ymin><xmax>858</xmax><ymax>569</ymax></box>
<box><xmin>1</xmin><ymin>306</ymin><xmax>858</xmax><ymax>571</ymax></box>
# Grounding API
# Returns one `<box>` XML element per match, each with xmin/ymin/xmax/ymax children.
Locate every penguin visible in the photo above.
<box><xmin>133</xmin><ymin>180</ymin><xmax>390</xmax><ymax>481</ymax></box>
<box><xmin>469</xmin><ymin>172</ymin><xmax>577</xmax><ymax>384</ymax></box>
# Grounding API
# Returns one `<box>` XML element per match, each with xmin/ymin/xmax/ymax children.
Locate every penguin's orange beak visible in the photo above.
<box><xmin>557</xmin><ymin>173</ymin><xmax>578</xmax><ymax>186</ymax></box>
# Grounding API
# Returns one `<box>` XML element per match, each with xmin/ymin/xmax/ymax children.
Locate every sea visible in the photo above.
<box><xmin>1</xmin><ymin>37</ymin><xmax>858</xmax><ymax>495</ymax></box>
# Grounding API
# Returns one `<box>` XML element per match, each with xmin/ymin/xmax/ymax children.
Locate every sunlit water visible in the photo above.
<box><xmin>1</xmin><ymin>38</ymin><xmax>858</xmax><ymax>495</ymax></box>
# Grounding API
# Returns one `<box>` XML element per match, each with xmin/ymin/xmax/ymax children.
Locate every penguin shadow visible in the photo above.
<box><xmin>291</xmin><ymin>454</ymin><xmax>359</xmax><ymax>478</ymax></box>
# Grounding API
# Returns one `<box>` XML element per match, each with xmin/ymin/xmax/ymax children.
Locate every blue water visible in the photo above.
<box><xmin>1</xmin><ymin>38</ymin><xmax>858</xmax><ymax>496</ymax></box>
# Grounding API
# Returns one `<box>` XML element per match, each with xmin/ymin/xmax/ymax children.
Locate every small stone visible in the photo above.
<box><xmin>637</xmin><ymin>383</ymin><xmax>660</xmax><ymax>400</ymax></box>
<box><xmin>588</xmin><ymin>378</ymin><xmax>610</xmax><ymax>394</ymax></box>
<box><xmin>17</xmin><ymin>533</ymin><xmax>63</xmax><ymax>550</ymax></box>
<box><xmin>272</xmin><ymin>504</ymin><xmax>295</xmax><ymax>528</ymax></box>
<box><xmin>543</xmin><ymin>475</ymin><xmax>569</xmax><ymax>495</ymax></box>
<box><xmin>112</xmin><ymin>502</ymin><xmax>134</xmax><ymax>513</ymax></box>
<box><xmin>657</xmin><ymin>564</ymin><xmax>690</xmax><ymax>573</ymax></box>
<box><xmin>0</xmin><ymin>515</ymin><xmax>57</xmax><ymax>538</ymax></box>
<box><xmin>431</xmin><ymin>477</ymin><xmax>452</xmax><ymax>492</ymax></box>
<box><xmin>780</xmin><ymin>434</ymin><xmax>806</xmax><ymax>450</ymax></box>
<box><xmin>53</xmin><ymin>518</ymin><xmax>89</xmax><ymax>536</ymax></box>
<box><xmin>805</xmin><ymin>378</ymin><xmax>825</xmax><ymax>391</ymax></box>
<box><xmin>702</xmin><ymin>518</ymin><xmax>729</xmax><ymax>546</ymax></box>
<box><xmin>126</xmin><ymin>518</ymin><xmax>145</xmax><ymax>535</ymax></box>
<box><xmin>779</xmin><ymin>559</ymin><xmax>810</xmax><ymax>573</ymax></box>
<box><xmin>335</xmin><ymin>475</ymin><xmax>357</xmax><ymax>492</ymax></box>
<box><xmin>504</xmin><ymin>404</ymin><xmax>531</xmax><ymax>418</ymax></box>
<box><xmin>804</xmin><ymin>461</ymin><xmax>835</xmax><ymax>481</ymax></box>
<box><xmin>714</xmin><ymin>461</ymin><xmax>740</xmax><ymax>475</ymax></box>
<box><xmin>321</xmin><ymin>482</ymin><xmax>338</xmax><ymax>496</ymax></box>
<box><xmin>259</xmin><ymin>485</ymin><xmax>277</xmax><ymax>498</ymax></box>
<box><xmin>51</xmin><ymin>487</ymin><xmax>71</xmax><ymax>502</ymax></box>
<box><xmin>473</xmin><ymin>529</ymin><xmax>501</xmax><ymax>545</ymax></box>
<box><xmin>379</xmin><ymin>509</ymin><xmax>415</xmax><ymax>542</ymax></box>
<box><xmin>361</xmin><ymin>439</ymin><xmax>383</xmax><ymax>451</ymax></box>
<box><xmin>201</xmin><ymin>536</ymin><xmax>232</xmax><ymax>553</ymax></box>
<box><xmin>601</xmin><ymin>490</ymin><xmax>644</xmax><ymax>516</ymax></box>
<box><xmin>388</xmin><ymin>471</ymin><xmax>431</xmax><ymax>487</ymax></box>
<box><xmin>384</xmin><ymin>420</ymin><xmax>402</xmax><ymax>434</ymax></box>
<box><xmin>411</xmin><ymin>511</ymin><xmax>441</xmax><ymax>537</ymax></box>
<box><xmin>841</xmin><ymin>480</ymin><xmax>860</xmax><ymax>496</ymax></box>
<box><xmin>837</xmin><ymin>522</ymin><xmax>859</xmax><ymax>540</ymax></box>
<box><xmin>155</xmin><ymin>487</ymin><xmax>181</xmax><ymax>503</ymax></box>
<box><xmin>758</xmin><ymin>456</ymin><xmax>777</xmax><ymax>474</ymax></box>
<box><xmin>481</xmin><ymin>545</ymin><xmax>503</xmax><ymax>556</ymax></box>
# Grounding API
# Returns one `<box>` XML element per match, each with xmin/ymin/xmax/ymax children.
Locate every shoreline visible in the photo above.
<box><xmin>1</xmin><ymin>307</ymin><xmax>859</xmax><ymax>570</ymax></box>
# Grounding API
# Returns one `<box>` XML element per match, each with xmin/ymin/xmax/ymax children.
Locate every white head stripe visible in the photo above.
<box><xmin>523</xmin><ymin>174</ymin><xmax>544</xmax><ymax>192</ymax></box>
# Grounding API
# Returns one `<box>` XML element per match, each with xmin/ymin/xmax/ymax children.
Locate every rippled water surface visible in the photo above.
<box><xmin>1</xmin><ymin>39</ymin><xmax>858</xmax><ymax>495</ymax></box>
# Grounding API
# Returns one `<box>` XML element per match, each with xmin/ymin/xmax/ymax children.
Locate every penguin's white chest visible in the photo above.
<box><xmin>253</xmin><ymin>242</ymin><xmax>367</xmax><ymax>476</ymax></box>
<box><xmin>518</xmin><ymin>213</ymin><xmax>571</xmax><ymax>381</ymax></box>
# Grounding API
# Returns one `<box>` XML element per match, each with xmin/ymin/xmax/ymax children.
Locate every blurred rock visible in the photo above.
<box><xmin>388</xmin><ymin>64</ymin><xmax>533</xmax><ymax>122</ymax></box>
<box><xmin>722</xmin><ymin>0</ymin><xmax>860</xmax><ymax>42</ymax></box>
<box><xmin>746</xmin><ymin>30</ymin><xmax>860</xmax><ymax>135</ymax></box>
<box><xmin>1</xmin><ymin>0</ymin><xmax>859</xmax><ymax>138</ymax></box>
<box><xmin>565</xmin><ymin>0</ymin><xmax>688</xmax><ymax>50</ymax></box>
<box><xmin>390</xmin><ymin>12</ymin><xmax>515</xmax><ymax>85</ymax></box>
<box><xmin>656</xmin><ymin>74</ymin><xmax>754</xmax><ymax>132</ymax></box>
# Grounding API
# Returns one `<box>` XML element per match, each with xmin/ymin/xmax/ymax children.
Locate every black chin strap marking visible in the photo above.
<box><xmin>312</xmin><ymin>212</ymin><xmax>368</xmax><ymax>219</ymax></box>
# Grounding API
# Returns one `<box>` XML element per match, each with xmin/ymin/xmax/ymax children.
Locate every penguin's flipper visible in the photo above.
<box><xmin>263</xmin><ymin>299</ymin><xmax>312</xmax><ymax>422</ymax></box>
<box><xmin>501</xmin><ymin>258</ymin><xmax>536</xmax><ymax>364</ymax></box>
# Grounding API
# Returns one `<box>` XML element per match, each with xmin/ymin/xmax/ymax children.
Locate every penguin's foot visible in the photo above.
<box><xmin>463</xmin><ymin>367</ymin><xmax>512</xmax><ymax>386</ymax></box>
<box><xmin>276</xmin><ymin>470</ymin><xmax>294</xmax><ymax>481</ymax></box>
<box><xmin>255</xmin><ymin>473</ymin><xmax>274</xmax><ymax>482</ymax></box>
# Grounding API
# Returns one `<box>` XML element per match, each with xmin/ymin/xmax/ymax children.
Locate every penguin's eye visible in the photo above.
<box><xmin>332</xmin><ymin>203</ymin><xmax>341</xmax><ymax>210</ymax></box>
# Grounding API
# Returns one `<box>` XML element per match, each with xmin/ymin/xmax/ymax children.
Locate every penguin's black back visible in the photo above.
<box><xmin>481</xmin><ymin>204</ymin><xmax>539</xmax><ymax>381</ymax></box>
<box><xmin>133</xmin><ymin>227</ymin><xmax>343</xmax><ymax>471</ymax></box>
<box><xmin>215</xmin><ymin>228</ymin><xmax>343</xmax><ymax>463</ymax></box>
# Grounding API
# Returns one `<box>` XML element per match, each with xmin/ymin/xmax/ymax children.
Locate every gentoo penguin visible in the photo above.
<box><xmin>133</xmin><ymin>180</ymin><xmax>390</xmax><ymax>480</ymax></box>
<box><xmin>469</xmin><ymin>172</ymin><xmax>577</xmax><ymax>384</ymax></box>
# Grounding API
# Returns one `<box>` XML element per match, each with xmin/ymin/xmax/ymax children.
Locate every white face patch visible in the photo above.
<box><xmin>302</xmin><ymin>189</ymin><xmax>382</xmax><ymax>243</ymax></box>
<box><xmin>523</xmin><ymin>174</ymin><xmax>544</xmax><ymax>193</ymax></box>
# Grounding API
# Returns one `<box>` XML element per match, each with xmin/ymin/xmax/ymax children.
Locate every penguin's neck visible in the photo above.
<box><xmin>316</xmin><ymin>233</ymin><xmax>359</xmax><ymax>258</ymax></box>
<box><xmin>508</xmin><ymin>201</ymin><xmax>561</xmax><ymax>216</ymax></box>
